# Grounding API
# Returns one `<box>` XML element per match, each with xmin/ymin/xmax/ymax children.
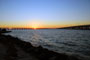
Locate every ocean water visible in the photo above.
<box><xmin>6</xmin><ymin>29</ymin><xmax>90</xmax><ymax>57</ymax></box>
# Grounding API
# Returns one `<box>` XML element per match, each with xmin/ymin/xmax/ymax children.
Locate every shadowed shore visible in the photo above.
<box><xmin>0</xmin><ymin>32</ymin><xmax>90</xmax><ymax>60</ymax></box>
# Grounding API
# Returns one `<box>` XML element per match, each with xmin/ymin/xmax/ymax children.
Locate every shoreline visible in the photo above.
<box><xmin>0</xmin><ymin>34</ymin><xmax>90</xmax><ymax>60</ymax></box>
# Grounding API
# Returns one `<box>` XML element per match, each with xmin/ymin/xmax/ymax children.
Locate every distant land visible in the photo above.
<box><xmin>0</xmin><ymin>25</ymin><xmax>90</xmax><ymax>30</ymax></box>
<box><xmin>0</xmin><ymin>28</ymin><xmax>53</xmax><ymax>30</ymax></box>
<box><xmin>58</xmin><ymin>25</ymin><xmax>90</xmax><ymax>30</ymax></box>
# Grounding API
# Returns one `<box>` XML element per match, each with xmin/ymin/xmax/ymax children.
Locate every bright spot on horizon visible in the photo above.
<box><xmin>30</xmin><ymin>20</ymin><xmax>42</xmax><ymax>29</ymax></box>
<box><xmin>32</xmin><ymin>25</ymin><xmax>38</xmax><ymax>30</ymax></box>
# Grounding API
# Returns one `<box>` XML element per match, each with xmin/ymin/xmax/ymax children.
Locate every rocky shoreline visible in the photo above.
<box><xmin>0</xmin><ymin>34</ymin><xmax>90</xmax><ymax>60</ymax></box>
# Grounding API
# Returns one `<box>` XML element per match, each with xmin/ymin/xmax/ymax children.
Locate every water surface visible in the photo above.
<box><xmin>6</xmin><ymin>29</ymin><xmax>90</xmax><ymax>56</ymax></box>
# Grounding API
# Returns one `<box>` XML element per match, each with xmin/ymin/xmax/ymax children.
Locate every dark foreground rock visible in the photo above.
<box><xmin>0</xmin><ymin>34</ymin><xmax>89</xmax><ymax>60</ymax></box>
<box><xmin>0</xmin><ymin>29</ymin><xmax>11</xmax><ymax>34</ymax></box>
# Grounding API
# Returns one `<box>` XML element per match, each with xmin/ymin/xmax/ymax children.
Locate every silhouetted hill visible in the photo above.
<box><xmin>58</xmin><ymin>25</ymin><xmax>90</xmax><ymax>30</ymax></box>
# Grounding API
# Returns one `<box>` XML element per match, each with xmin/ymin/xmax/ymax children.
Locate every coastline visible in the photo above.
<box><xmin>0</xmin><ymin>34</ymin><xmax>90</xmax><ymax>60</ymax></box>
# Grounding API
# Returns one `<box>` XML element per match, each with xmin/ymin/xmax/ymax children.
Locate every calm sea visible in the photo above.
<box><xmin>6</xmin><ymin>29</ymin><xmax>90</xmax><ymax>57</ymax></box>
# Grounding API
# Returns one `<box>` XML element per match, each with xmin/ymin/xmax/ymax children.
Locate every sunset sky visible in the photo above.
<box><xmin>0</xmin><ymin>0</ymin><xmax>90</xmax><ymax>28</ymax></box>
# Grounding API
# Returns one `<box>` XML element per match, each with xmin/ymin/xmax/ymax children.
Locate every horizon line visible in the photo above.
<box><xmin>0</xmin><ymin>24</ymin><xmax>90</xmax><ymax>29</ymax></box>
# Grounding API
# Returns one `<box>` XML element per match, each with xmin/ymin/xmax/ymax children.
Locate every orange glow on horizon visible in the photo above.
<box><xmin>32</xmin><ymin>25</ymin><xmax>38</xmax><ymax>30</ymax></box>
<box><xmin>29</xmin><ymin>20</ymin><xmax>43</xmax><ymax>29</ymax></box>
<box><xmin>0</xmin><ymin>25</ymin><xmax>71</xmax><ymax>29</ymax></box>
<box><xmin>0</xmin><ymin>22</ymin><xmax>90</xmax><ymax>29</ymax></box>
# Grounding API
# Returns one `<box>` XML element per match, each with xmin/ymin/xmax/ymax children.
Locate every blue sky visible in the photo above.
<box><xmin>0</xmin><ymin>0</ymin><xmax>90</xmax><ymax>28</ymax></box>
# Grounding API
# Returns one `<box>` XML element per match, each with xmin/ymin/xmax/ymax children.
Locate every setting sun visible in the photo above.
<box><xmin>32</xmin><ymin>25</ymin><xmax>38</xmax><ymax>29</ymax></box>
<box><xmin>30</xmin><ymin>20</ymin><xmax>42</xmax><ymax>29</ymax></box>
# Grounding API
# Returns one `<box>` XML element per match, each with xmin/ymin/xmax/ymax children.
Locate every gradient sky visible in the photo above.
<box><xmin>0</xmin><ymin>0</ymin><xmax>90</xmax><ymax>28</ymax></box>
